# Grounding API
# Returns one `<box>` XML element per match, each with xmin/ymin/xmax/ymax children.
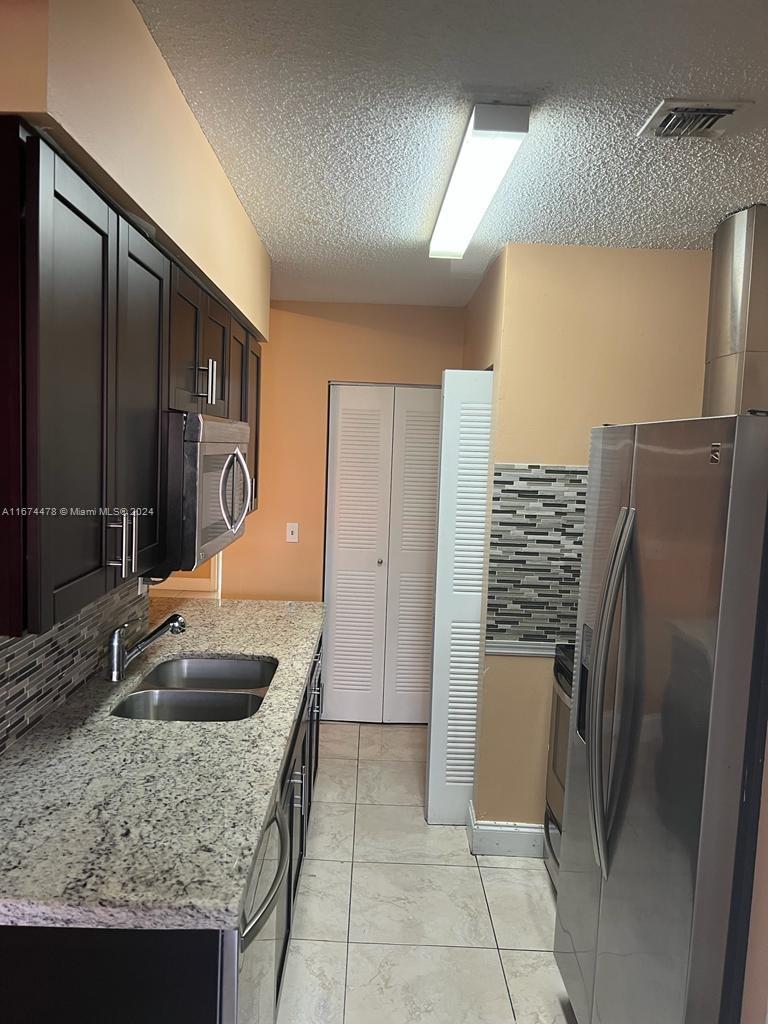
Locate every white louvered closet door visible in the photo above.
<box><xmin>383</xmin><ymin>386</ymin><xmax>441</xmax><ymax>723</ymax></box>
<box><xmin>426</xmin><ymin>370</ymin><xmax>493</xmax><ymax>824</ymax></box>
<box><xmin>324</xmin><ymin>385</ymin><xmax>394</xmax><ymax>722</ymax></box>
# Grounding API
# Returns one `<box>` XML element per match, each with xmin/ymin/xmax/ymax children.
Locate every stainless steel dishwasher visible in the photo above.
<box><xmin>220</xmin><ymin>802</ymin><xmax>291</xmax><ymax>1024</ymax></box>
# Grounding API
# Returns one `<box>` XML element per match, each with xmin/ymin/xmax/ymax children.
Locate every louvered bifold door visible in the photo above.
<box><xmin>324</xmin><ymin>385</ymin><xmax>394</xmax><ymax>722</ymax></box>
<box><xmin>426</xmin><ymin>370</ymin><xmax>493</xmax><ymax>824</ymax></box>
<box><xmin>383</xmin><ymin>386</ymin><xmax>441</xmax><ymax>723</ymax></box>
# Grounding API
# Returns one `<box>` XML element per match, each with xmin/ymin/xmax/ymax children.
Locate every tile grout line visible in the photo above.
<box><xmin>285</xmin><ymin>934</ymin><xmax>556</xmax><ymax>954</ymax></box>
<box><xmin>340</xmin><ymin>731</ymin><xmax>361</xmax><ymax>1024</ymax></box>
<box><xmin>477</xmin><ymin>856</ymin><xmax>518</xmax><ymax>1021</ymax></box>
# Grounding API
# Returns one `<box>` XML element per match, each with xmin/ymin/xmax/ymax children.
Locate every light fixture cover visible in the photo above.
<box><xmin>429</xmin><ymin>103</ymin><xmax>530</xmax><ymax>260</ymax></box>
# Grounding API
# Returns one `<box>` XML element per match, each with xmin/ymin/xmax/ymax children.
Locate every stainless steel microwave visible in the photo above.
<box><xmin>167</xmin><ymin>413</ymin><xmax>251</xmax><ymax>571</ymax></box>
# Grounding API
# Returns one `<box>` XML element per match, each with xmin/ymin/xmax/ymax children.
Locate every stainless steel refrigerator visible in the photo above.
<box><xmin>555</xmin><ymin>415</ymin><xmax>768</xmax><ymax>1024</ymax></box>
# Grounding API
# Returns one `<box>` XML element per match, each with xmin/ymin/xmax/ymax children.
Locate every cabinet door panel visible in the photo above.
<box><xmin>169</xmin><ymin>266</ymin><xmax>202</xmax><ymax>413</ymax></box>
<box><xmin>202</xmin><ymin>294</ymin><xmax>229</xmax><ymax>417</ymax></box>
<box><xmin>229</xmin><ymin>319</ymin><xmax>246</xmax><ymax>421</ymax></box>
<box><xmin>246</xmin><ymin>335</ymin><xmax>261</xmax><ymax>511</ymax></box>
<box><xmin>114</xmin><ymin>223</ymin><xmax>169</xmax><ymax>577</ymax></box>
<box><xmin>26</xmin><ymin>141</ymin><xmax>115</xmax><ymax>632</ymax></box>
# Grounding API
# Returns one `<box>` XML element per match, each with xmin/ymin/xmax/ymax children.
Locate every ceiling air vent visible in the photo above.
<box><xmin>638</xmin><ymin>98</ymin><xmax>752</xmax><ymax>140</ymax></box>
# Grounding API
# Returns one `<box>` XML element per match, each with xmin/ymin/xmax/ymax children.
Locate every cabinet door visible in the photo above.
<box><xmin>382</xmin><ymin>386</ymin><xmax>441</xmax><ymax>723</ymax></box>
<box><xmin>168</xmin><ymin>265</ymin><xmax>202</xmax><ymax>413</ymax></box>
<box><xmin>201</xmin><ymin>294</ymin><xmax>229</xmax><ymax>417</ymax></box>
<box><xmin>25</xmin><ymin>141</ymin><xmax>116</xmax><ymax>632</ymax></box>
<box><xmin>113</xmin><ymin>223</ymin><xmax>170</xmax><ymax>578</ymax></box>
<box><xmin>229</xmin><ymin>319</ymin><xmax>247</xmax><ymax>421</ymax></box>
<box><xmin>245</xmin><ymin>334</ymin><xmax>261</xmax><ymax>511</ymax></box>
<box><xmin>426</xmin><ymin>370</ymin><xmax>493</xmax><ymax>825</ymax></box>
<box><xmin>323</xmin><ymin>384</ymin><xmax>394</xmax><ymax>722</ymax></box>
<box><xmin>0</xmin><ymin>120</ymin><xmax>25</xmax><ymax>637</ymax></box>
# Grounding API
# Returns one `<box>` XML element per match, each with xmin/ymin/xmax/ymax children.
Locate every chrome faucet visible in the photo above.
<box><xmin>108</xmin><ymin>613</ymin><xmax>186</xmax><ymax>683</ymax></box>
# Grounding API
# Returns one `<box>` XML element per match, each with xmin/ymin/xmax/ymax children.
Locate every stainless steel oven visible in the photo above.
<box><xmin>173</xmin><ymin>413</ymin><xmax>251</xmax><ymax>570</ymax></box>
<box><xmin>544</xmin><ymin>642</ymin><xmax>574</xmax><ymax>889</ymax></box>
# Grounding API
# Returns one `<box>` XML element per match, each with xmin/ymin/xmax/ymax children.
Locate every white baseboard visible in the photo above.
<box><xmin>466</xmin><ymin>801</ymin><xmax>544</xmax><ymax>858</ymax></box>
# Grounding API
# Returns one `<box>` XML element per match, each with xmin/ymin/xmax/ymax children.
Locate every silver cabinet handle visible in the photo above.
<box><xmin>291</xmin><ymin>769</ymin><xmax>303</xmax><ymax>809</ymax></box>
<box><xmin>240</xmin><ymin>804</ymin><xmax>290</xmax><ymax>946</ymax></box>
<box><xmin>231</xmin><ymin>446</ymin><xmax>251</xmax><ymax>534</ymax></box>
<box><xmin>131</xmin><ymin>509</ymin><xmax>139</xmax><ymax>575</ymax></box>
<box><xmin>291</xmin><ymin>765</ymin><xmax>308</xmax><ymax>817</ymax></box>
<box><xmin>218</xmin><ymin>452</ymin><xmax>236</xmax><ymax>530</ymax></box>
<box><xmin>195</xmin><ymin>357</ymin><xmax>215</xmax><ymax>404</ymax></box>
<box><xmin>589</xmin><ymin>506</ymin><xmax>636</xmax><ymax>880</ymax></box>
<box><xmin>107</xmin><ymin>512</ymin><xmax>130</xmax><ymax>578</ymax></box>
<box><xmin>211</xmin><ymin>358</ymin><xmax>217</xmax><ymax>405</ymax></box>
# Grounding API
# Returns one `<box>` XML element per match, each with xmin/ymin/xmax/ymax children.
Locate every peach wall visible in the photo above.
<box><xmin>463</xmin><ymin>250</ymin><xmax>507</xmax><ymax>371</ymax></box>
<box><xmin>0</xmin><ymin>0</ymin><xmax>48</xmax><ymax>113</ymax></box>
<box><xmin>221</xmin><ymin>302</ymin><xmax>464</xmax><ymax>601</ymax></box>
<box><xmin>0</xmin><ymin>0</ymin><xmax>271</xmax><ymax>337</ymax></box>
<box><xmin>473</xmin><ymin>243</ymin><xmax>712</xmax><ymax>824</ymax></box>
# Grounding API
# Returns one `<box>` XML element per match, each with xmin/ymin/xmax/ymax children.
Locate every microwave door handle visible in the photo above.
<box><xmin>218</xmin><ymin>452</ymin><xmax>236</xmax><ymax>531</ymax></box>
<box><xmin>591</xmin><ymin>506</ymin><xmax>635</xmax><ymax>880</ymax></box>
<box><xmin>231</xmin><ymin>446</ymin><xmax>251</xmax><ymax>534</ymax></box>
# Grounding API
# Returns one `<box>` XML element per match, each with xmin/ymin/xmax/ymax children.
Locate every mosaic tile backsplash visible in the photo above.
<box><xmin>0</xmin><ymin>581</ymin><xmax>147</xmax><ymax>755</ymax></box>
<box><xmin>486</xmin><ymin>464</ymin><xmax>588</xmax><ymax>649</ymax></box>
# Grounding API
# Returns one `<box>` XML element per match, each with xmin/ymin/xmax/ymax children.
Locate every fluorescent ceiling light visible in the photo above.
<box><xmin>429</xmin><ymin>103</ymin><xmax>530</xmax><ymax>260</ymax></box>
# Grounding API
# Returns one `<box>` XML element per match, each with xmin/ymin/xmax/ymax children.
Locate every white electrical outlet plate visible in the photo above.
<box><xmin>286</xmin><ymin>522</ymin><xmax>299</xmax><ymax>543</ymax></box>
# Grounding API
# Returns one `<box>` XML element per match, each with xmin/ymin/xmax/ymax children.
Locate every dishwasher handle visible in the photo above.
<box><xmin>240</xmin><ymin>804</ymin><xmax>290</xmax><ymax>947</ymax></box>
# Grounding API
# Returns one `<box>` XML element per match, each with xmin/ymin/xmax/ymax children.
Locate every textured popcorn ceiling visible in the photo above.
<box><xmin>135</xmin><ymin>0</ymin><xmax>768</xmax><ymax>305</ymax></box>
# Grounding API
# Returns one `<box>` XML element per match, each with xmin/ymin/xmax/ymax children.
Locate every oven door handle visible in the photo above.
<box><xmin>218</xmin><ymin>452</ymin><xmax>236</xmax><ymax>531</ymax></box>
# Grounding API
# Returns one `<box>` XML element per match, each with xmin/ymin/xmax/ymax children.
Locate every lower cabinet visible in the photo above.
<box><xmin>0</xmin><ymin>639</ymin><xmax>324</xmax><ymax>1024</ymax></box>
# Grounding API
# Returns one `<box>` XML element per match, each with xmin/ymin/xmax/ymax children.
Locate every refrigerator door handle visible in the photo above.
<box><xmin>586</xmin><ymin>506</ymin><xmax>629</xmax><ymax>871</ymax></box>
<box><xmin>591</xmin><ymin>506</ymin><xmax>636</xmax><ymax>880</ymax></box>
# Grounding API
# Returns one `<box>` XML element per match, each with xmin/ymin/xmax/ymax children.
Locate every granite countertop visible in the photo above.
<box><xmin>0</xmin><ymin>596</ymin><xmax>324</xmax><ymax>931</ymax></box>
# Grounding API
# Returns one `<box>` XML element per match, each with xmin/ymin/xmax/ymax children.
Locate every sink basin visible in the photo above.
<box><xmin>139</xmin><ymin>656</ymin><xmax>278</xmax><ymax>693</ymax></box>
<box><xmin>111</xmin><ymin>688</ymin><xmax>263</xmax><ymax>722</ymax></box>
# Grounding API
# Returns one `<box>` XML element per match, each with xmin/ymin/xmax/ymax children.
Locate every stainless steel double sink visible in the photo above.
<box><xmin>111</xmin><ymin>657</ymin><xmax>278</xmax><ymax>723</ymax></box>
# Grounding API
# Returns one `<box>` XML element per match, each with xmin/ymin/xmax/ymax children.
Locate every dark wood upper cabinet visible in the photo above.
<box><xmin>228</xmin><ymin>319</ymin><xmax>247</xmax><ymax>421</ymax></box>
<box><xmin>25</xmin><ymin>141</ymin><xmax>117</xmax><ymax>633</ymax></box>
<box><xmin>114</xmin><ymin>224</ymin><xmax>170</xmax><ymax>578</ymax></box>
<box><xmin>168</xmin><ymin>266</ymin><xmax>203</xmax><ymax>414</ymax></box>
<box><xmin>229</xmin><ymin>322</ymin><xmax>260</xmax><ymax>513</ymax></box>
<box><xmin>0</xmin><ymin>120</ymin><xmax>25</xmax><ymax>637</ymax></box>
<box><xmin>202</xmin><ymin>294</ymin><xmax>230</xmax><ymax>417</ymax></box>
<box><xmin>246</xmin><ymin>333</ymin><xmax>261</xmax><ymax>511</ymax></box>
<box><xmin>169</xmin><ymin>270</ymin><xmax>231</xmax><ymax>418</ymax></box>
<box><xmin>1</xmin><ymin>123</ymin><xmax>265</xmax><ymax>636</ymax></box>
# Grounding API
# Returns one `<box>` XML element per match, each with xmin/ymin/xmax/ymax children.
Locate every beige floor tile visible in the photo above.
<box><xmin>356</xmin><ymin>759</ymin><xmax>425</xmax><ymax>806</ymax></box>
<box><xmin>314</xmin><ymin>757</ymin><xmax>358</xmax><ymax>803</ymax></box>
<box><xmin>345</xmin><ymin>943</ymin><xmax>515</xmax><ymax>1023</ymax></box>
<box><xmin>292</xmin><ymin>860</ymin><xmax>352</xmax><ymax>942</ymax></box>
<box><xmin>319</xmin><ymin>721</ymin><xmax>359</xmax><ymax>759</ymax></box>
<box><xmin>481</xmin><ymin>865</ymin><xmax>557</xmax><ymax>951</ymax></box>
<box><xmin>358</xmin><ymin>724</ymin><xmax>427</xmax><ymax>762</ymax></box>
<box><xmin>354</xmin><ymin>804</ymin><xmax>475</xmax><ymax>866</ymax></box>
<box><xmin>477</xmin><ymin>855</ymin><xmax>548</xmax><ymax>872</ymax></box>
<box><xmin>500</xmin><ymin>950</ymin><xmax>575</xmax><ymax>1024</ymax></box>
<box><xmin>350</xmin><ymin>862</ymin><xmax>495</xmax><ymax>948</ymax></box>
<box><xmin>306</xmin><ymin>802</ymin><xmax>355</xmax><ymax>861</ymax></box>
<box><xmin>276</xmin><ymin>939</ymin><xmax>346</xmax><ymax>1024</ymax></box>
